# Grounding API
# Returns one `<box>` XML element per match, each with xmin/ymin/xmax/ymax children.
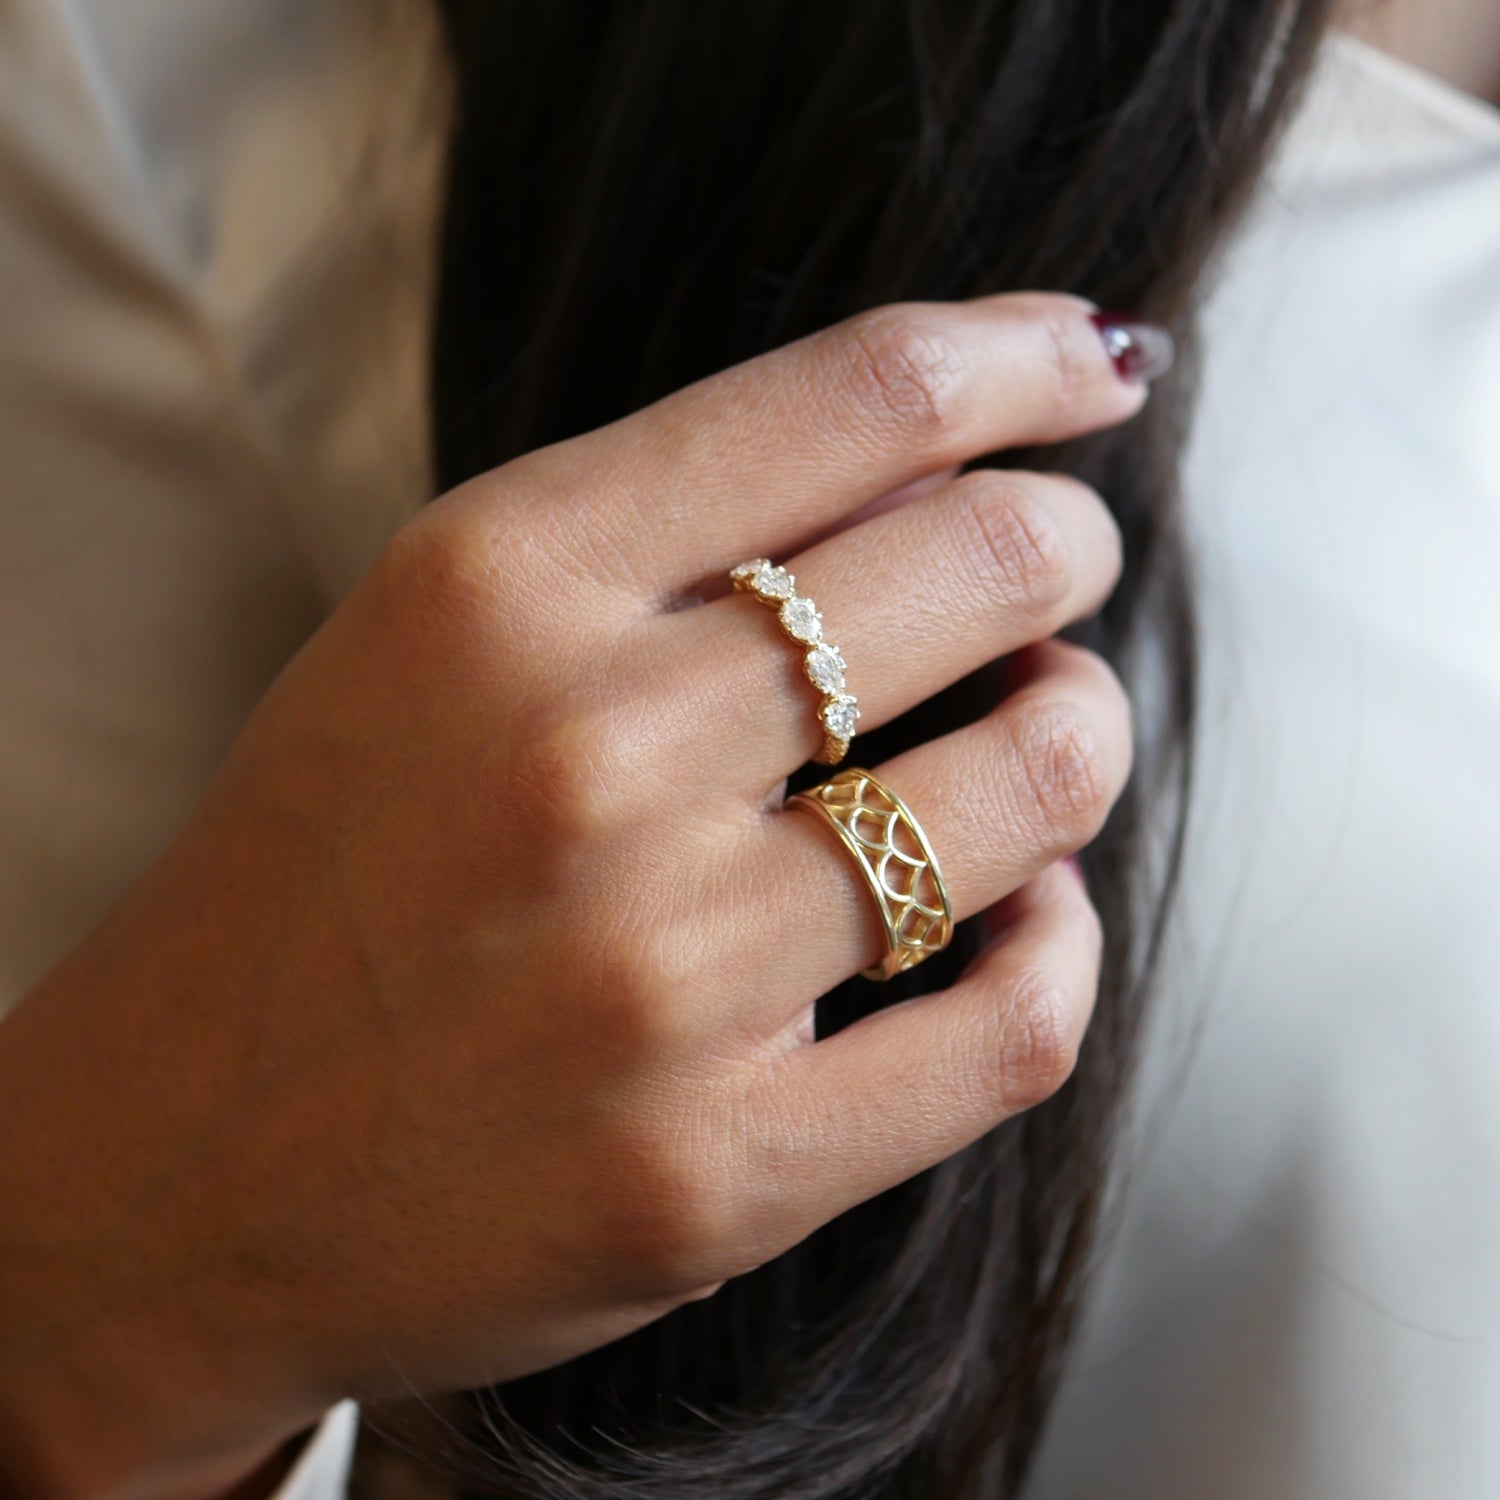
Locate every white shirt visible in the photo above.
<box><xmin>0</xmin><ymin>10</ymin><xmax>1494</xmax><ymax>1498</ymax></box>
<box><xmin>1026</xmin><ymin>35</ymin><xmax>1500</xmax><ymax>1500</ymax></box>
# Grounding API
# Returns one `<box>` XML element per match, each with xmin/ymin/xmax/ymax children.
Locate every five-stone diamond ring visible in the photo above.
<box><xmin>730</xmin><ymin>557</ymin><xmax>861</xmax><ymax>764</ymax></box>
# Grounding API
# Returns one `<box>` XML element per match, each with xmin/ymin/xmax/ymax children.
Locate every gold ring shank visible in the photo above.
<box><xmin>788</xmin><ymin>767</ymin><xmax>953</xmax><ymax>981</ymax></box>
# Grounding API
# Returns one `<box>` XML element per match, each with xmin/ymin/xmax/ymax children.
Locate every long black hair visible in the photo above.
<box><xmin>362</xmin><ymin>2</ymin><xmax>1332</xmax><ymax>1494</ymax></box>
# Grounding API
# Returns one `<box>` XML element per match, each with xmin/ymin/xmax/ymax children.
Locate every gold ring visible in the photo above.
<box><xmin>729</xmin><ymin>558</ymin><xmax>859</xmax><ymax>765</ymax></box>
<box><xmin>787</xmin><ymin>767</ymin><xmax>953</xmax><ymax>980</ymax></box>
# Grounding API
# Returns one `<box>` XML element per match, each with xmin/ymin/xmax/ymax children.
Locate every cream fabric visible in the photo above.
<box><xmin>0</xmin><ymin>0</ymin><xmax>446</xmax><ymax>1491</ymax></box>
<box><xmin>1026</xmin><ymin>35</ymin><xmax>1500</xmax><ymax>1500</ymax></box>
<box><xmin>0</xmin><ymin>0</ymin><xmax>446</xmax><ymax>1009</ymax></box>
<box><xmin>0</xmin><ymin>6</ymin><xmax>1495</xmax><ymax>1497</ymax></box>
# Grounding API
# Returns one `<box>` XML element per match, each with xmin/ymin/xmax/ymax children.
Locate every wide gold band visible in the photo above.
<box><xmin>788</xmin><ymin>767</ymin><xmax>953</xmax><ymax>981</ymax></box>
<box><xmin>729</xmin><ymin>558</ymin><xmax>859</xmax><ymax>765</ymax></box>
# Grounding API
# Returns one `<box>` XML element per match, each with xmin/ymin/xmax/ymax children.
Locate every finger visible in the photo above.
<box><xmin>495</xmin><ymin>294</ymin><xmax>1158</xmax><ymax>594</ymax></box>
<box><xmin>739</xmin><ymin>860</ymin><xmax>1102</xmax><ymax>1256</ymax></box>
<box><xmin>741</xmin><ymin>639</ymin><xmax>1131</xmax><ymax>1013</ymax></box>
<box><xmin>675</xmin><ymin>467</ymin><xmax>1123</xmax><ymax>786</ymax></box>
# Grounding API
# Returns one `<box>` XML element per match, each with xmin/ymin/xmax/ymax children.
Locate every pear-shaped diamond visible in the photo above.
<box><xmin>822</xmin><ymin>695</ymin><xmax>859</xmax><ymax>741</ymax></box>
<box><xmin>780</xmin><ymin>596</ymin><xmax>822</xmax><ymax>643</ymax></box>
<box><xmin>751</xmin><ymin>563</ymin><xmax>794</xmax><ymax>600</ymax></box>
<box><xmin>805</xmin><ymin>643</ymin><xmax>846</xmax><ymax>693</ymax></box>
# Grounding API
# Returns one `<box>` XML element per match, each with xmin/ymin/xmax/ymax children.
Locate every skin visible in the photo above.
<box><xmin>0</xmin><ymin>292</ymin><xmax>1148</xmax><ymax>1500</ymax></box>
<box><xmin>1341</xmin><ymin>0</ymin><xmax>1500</xmax><ymax>106</ymax></box>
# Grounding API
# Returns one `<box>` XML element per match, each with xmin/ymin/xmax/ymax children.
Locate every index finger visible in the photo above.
<box><xmin>509</xmin><ymin>293</ymin><xmax>1167</xmax><ymax>594</ymax></box>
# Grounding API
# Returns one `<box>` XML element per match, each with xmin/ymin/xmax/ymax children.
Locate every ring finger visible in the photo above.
<box><xmin>739</xmin><ymin>638</ymin><xmax>1131</xmax><ymax>1023</ymax></box>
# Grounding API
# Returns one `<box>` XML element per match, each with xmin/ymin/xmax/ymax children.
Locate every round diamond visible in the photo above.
<box><xmin>805</xmin><ymin>643</ymin><xmax>846</xmax><ymax>693</ymax></box>
<box><xmin>822</xmin><ymin>695</ymin><xmax>859</xmax><ymax>741</ymax></box>
<box><xmin>751</xmin><ymin>563</ymin><xmax>794</xmax><ymax>600</ymax></box>
<box><xmin>780</xmin><ymin>596</ymin><xmax>822</xmax><ymax>643</ymax></box>
<box><xmin>730</xmin><ymin>558</ymin><xmax>768</xmax><ymax>584</ymax></box>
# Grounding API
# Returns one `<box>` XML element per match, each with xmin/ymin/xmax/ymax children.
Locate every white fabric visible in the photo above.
<box><xmin>0</xmin><ymin>6</ymin><xmax>1496</xmax><ymax>1497</ymax></box>
<box><xmin>274</xmin><ymin>1400</ymin><xmax>359</xmax><ymax>1500</ymax></box>
<box><xmin>1025</xmin><ymin>34</ymin><xmax>1500</xmax><ymax>1500</ymax></box>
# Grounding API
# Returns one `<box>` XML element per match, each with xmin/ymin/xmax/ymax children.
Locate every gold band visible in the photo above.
<box><xmin>729</xmin><ymin>558</ymin><xmax>859</xmax><ymax>765</ymax></box>
<box><xmin>788</xmin><ymin>767</ymin><xmax>953</xmax><ymax>980</ymax></box>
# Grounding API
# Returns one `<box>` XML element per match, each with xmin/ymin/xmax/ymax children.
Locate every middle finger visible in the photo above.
<box><xmin>664</xmin><ymin>466</ymin><xmax>1122</xmax><ymax>793</ymax></box>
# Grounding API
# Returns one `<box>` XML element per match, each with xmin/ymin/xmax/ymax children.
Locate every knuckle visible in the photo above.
<box><xmin>599</xmin><ymin>1126</ymin><xmax>738</xmax><ymax>1292</ymax></box>
<box><xmin>650</xmin><ymin>1166</ymin><xmax>736</xmax><ymax>1282</ymax></box>
<box><xmin>843</xmin><ymin>306</ymin><xmax>967</xmax><ymax>443</ymax></box>
<box><xmin>999</xmin><ymin>968</ymin><xmax>1083</xmax><ymax>1112</ymax></box>
<box><xmin>509</xmin><ymin>666</ymin><xmax>671</xmax><ymax>842</ymax></box>
<box><xmin>436</xmin><ymin>458</ymin><xmax>650</xmax><ymax>615</ymax></box>
<box><xmin>1008</xmin><ymin>698</ymin><xmax>1112</xmax><ymax>849</ymax></box>
<box><xmin>590</xmin><ymin>971</ymin><xmax>665</xmax><ymax>1059</ymax></box>
<box><xmin>952</xmin><ymin>473</ymin><xmax>1071</xmax><ymax>615</ymax></box>
<box><xmin>588</xmin><ymin>928</ymin><xmax>702</xmax><ymax>1059</ymax></box>
<box><xmin>511</xmin><ymin>708</ymin><xmax>640</xmax><ymax>844</ymax></box>
<box><xmin>368</xmin><ymin>513</ymin><xmax>504</xmax><ymax>634</ymax></box>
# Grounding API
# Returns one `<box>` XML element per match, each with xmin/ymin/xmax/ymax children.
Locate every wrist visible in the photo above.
<box><xmin>0</xmin><ymin>1228</ymin><xmax>336</xmax><ymax>1500</ymax></box>
<box><xmin>0</xmin><ymin>1401</ymin><xmax>305</xmax><ymax>1500</ymax></box>
<box><xmin>0</xmin><ymin>969</ymin><xmax>334</xmax><ymax>1500</ymax></box>
<box><xmin>0</xmin><ymin>1238</ymin><xmax>324</xmax><ymax>1500</ymax></box>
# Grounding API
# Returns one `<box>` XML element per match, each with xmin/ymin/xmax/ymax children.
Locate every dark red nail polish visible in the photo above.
<box><xmin>1090</xmin><ymin>310</ymin><xmax>1175</xmax><ymax>385</ymax></box>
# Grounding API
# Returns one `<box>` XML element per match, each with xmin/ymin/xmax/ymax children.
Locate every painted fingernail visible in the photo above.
<box><xmin>1090</xmin><ymin>310</ymin><xmax>1175</xmax><ymax>385</ymax></box>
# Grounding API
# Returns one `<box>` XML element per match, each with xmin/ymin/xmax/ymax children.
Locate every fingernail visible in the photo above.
<box><xmin>1089</xmin><ymin>310</ymin><xmax>1174</xmax><ymax>385</ymax></box>
<box><xmin>1061</xmin><ymin>853</ymin><xmax>1087</xmax><ymax>887</ymax></box>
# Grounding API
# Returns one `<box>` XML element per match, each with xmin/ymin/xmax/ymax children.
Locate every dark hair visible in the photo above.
<box><xmin>367</xmin><ymin>2</ymin><xmax>1332</xmax><ymax>1494</ymax></box>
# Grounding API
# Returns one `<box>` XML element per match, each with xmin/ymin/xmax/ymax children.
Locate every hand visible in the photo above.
<box><xmin>0</xmin><ymin>293</ymin><xmax>1145</xmax><ymax>1498</ymax></box>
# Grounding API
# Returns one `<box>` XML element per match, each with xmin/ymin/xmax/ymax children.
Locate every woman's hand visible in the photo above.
<box><xmin>0</xmin><ymin>293</ymin><xmax>1148</xmax><ymax>1498</ymax></box>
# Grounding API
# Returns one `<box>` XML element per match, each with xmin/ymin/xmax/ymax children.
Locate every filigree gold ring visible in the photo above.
<box><xmin>788</xmin><ymin>767</ymin><xmax>953</xmax><ymax>980</ymax></box>
<box><xmin>729</xmin><ymin>558</ymin><xmax>859</xmax><ymax>765</ymax></box>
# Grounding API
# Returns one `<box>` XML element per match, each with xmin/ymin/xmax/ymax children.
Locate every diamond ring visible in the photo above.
<box><xmin>729</xmin><ymin>558</ymin><xmax>860</xmax><ymax>764</ymax></box>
